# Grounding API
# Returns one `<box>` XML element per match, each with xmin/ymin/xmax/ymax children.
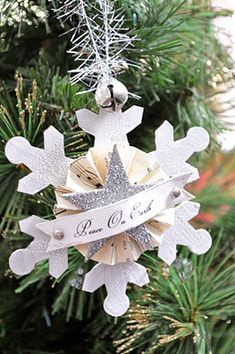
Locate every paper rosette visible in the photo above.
<box><xmin>55</xmin><ymin>146</ymin><xmax>175</xmax><ymax>265</ymax></box>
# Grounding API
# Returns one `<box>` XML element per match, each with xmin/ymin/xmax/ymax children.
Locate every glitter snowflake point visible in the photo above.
<box><xmin>158</xmin><ymin>201</ymin><xmax>212</xmax><ymax>265</ymax></box>
<box><xmin>5</xmin><ymin>126</ymin><xmax>72</xmax><ymax>195</ymax></box>
<box><xmin>150</xmin><ymin>121</ymin><xmax>210</xmax><ymax>182</ymax></box>
<box><xmin>76</xmin><ymin>106</ymin><xmax>144</xmax><ymax>146</ymax></box>
<box><xmin>83</xmin><ymin>261</ymin><xmax>149</xmax><ymax>317</ymax></box>
<box><xmin>9</xmin><ymin>216</ymin><xmax>68</xmax><ymax>279</ymax></box>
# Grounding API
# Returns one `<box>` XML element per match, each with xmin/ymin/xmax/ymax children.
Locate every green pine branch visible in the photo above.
<box><xmin>113</xmin><ymin>231</ymin><xmax>235</xmax><ymax>354</ymax></box>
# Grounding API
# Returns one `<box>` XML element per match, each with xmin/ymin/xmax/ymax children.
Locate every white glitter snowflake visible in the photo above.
<box><xmin>5</xmin><ymin>109</ymin><xmax>212</xmax><ymax>317</ymax></box>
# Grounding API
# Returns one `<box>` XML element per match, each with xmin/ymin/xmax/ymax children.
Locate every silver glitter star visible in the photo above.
<box><xmin>63</xmin><ymin>145</ymin><xmax>153</xmax><ymax>259</ymax></box>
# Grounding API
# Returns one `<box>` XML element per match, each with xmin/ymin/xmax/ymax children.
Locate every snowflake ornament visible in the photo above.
<box><xmin>3</xmin><ymin>0</ymin><xmax>213</xmax><ymax>318</ymax></box>
<box><xmin>5</xmin><ymin>105</ymin><xmax>212</xmax><ymax>317</ymax></box>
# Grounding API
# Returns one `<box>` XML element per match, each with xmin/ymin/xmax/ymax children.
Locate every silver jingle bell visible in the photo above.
<box><xmin>95</xmin><ymin>78</ymin><xmax>128</xmax><ymax>112</ymax></box>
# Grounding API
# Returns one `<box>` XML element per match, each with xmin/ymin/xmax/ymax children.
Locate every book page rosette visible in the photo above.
<box><xmin>55</xmin><ymin>146</ymin><xmax>175</xmax><ymax>265</ymax></box>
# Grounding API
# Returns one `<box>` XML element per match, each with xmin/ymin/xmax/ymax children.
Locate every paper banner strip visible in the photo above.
<box><xmin>37</xmin><ymin>172</ymin><xmax>193</xmax><ymax>252</ymax></box>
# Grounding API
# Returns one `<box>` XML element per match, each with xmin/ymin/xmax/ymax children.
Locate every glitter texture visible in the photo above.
<box><xmin>5</xmin><ymin>126</ymin><xmax>72</xmax><ymax>195</ymax></box>
<box><xmin>63</xmin><ymin>145</ymin><xmax>153</xmax><ymax>258</ymax></box>
<box><xmin>76</xmin><ymin>106</ymin><xmax>143</xmax><ymax>146</ymax></box>
<box><xmin>158</xmin><ymin>201</ymin><xmax>212</xmax><ymax>264</ymax></box>
<box><xmin>150</xmin><ymin>121</ymin><xmax>210</xmax><ymax>183</ymax></box>
<box><xmin>9</xmin><ymin>216</ymin><xmax>68</xmax><ymax>279</ymax></box>
<box><xmin>55</xmin><ymin>0</ymin><xmax>135</xmax><ymax>91</ymax></box>
<box><xmin>83</xmin><ymin>261</ymin><xmax>149</xmax><ymax>317</ymax></box>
